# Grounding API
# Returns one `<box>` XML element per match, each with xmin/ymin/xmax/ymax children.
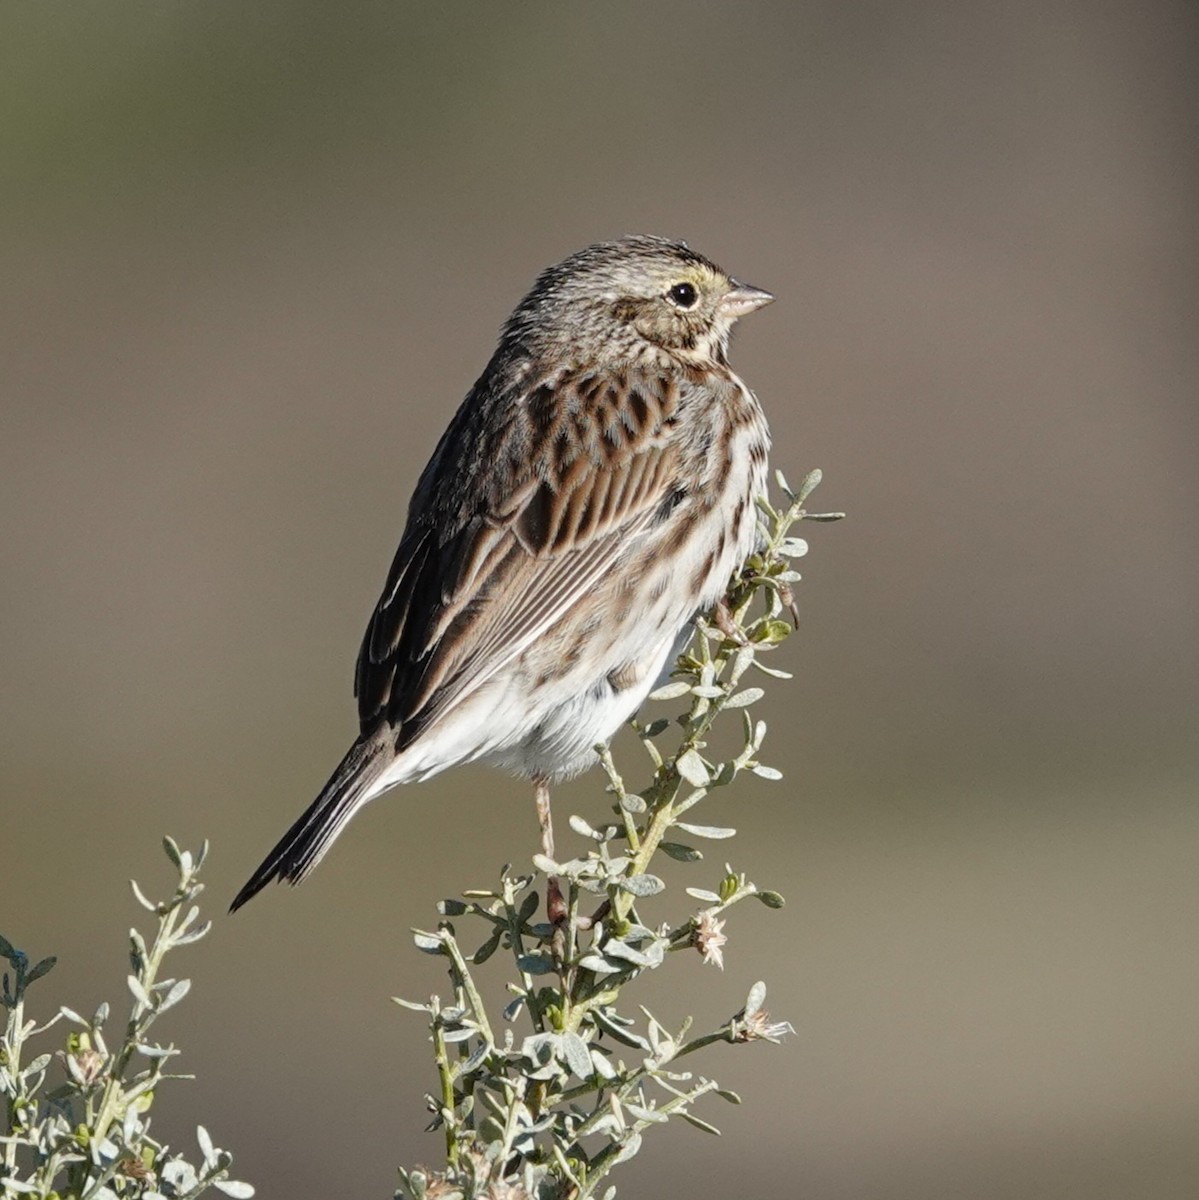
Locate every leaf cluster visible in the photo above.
<box><xmin>395</xmin><ymin>471</ymin><xmax>841</xmax><ymax>1200</ymax></box>
<box><xmin>0</xmin><ymin>841</ymin><xmax>251</xmax><ymax>1200</ymax></box>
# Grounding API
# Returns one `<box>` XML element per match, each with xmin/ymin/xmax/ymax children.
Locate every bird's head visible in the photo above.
<box><xmin>505</xmin><ymin>235</ymin><xmax>774</xmax><ymax>370</ymax></box>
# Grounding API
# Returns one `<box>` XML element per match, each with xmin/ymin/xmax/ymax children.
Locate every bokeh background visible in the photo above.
<box><xmin>4</xmin><ymin>2</ymin><xmax>1197</xmax><ymax>1197</ymax></box>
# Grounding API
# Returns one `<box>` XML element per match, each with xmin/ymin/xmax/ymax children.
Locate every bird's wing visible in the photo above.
<box><xmin>354</xmin><ymin>365</ymin><xmax>692</xmax><ymax>745</ymax></box>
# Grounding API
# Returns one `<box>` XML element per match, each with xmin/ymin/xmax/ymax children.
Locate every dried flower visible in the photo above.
<box><xmin>694</xmin><ymin>911</ymin><xmax>728</xmax><ymax>970</ymax></box>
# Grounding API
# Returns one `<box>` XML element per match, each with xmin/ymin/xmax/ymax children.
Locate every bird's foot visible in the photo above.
<box><xmin>712</xmin><ymin>597</ymin><xmax>749</xmax><ymax>645</ymax></box>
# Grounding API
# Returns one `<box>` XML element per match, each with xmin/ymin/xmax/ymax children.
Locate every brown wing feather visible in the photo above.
<box><xmin>354</xmin><ymin>364</ymin><xmax>685</xmax><ymax>744</ymax></box>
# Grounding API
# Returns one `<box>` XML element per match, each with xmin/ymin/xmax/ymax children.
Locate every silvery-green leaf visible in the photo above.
<box><xmin>757</xmin><ymin>890</ymin><xmax>786</xmax><ymax>909</ymax></box>
<box><xmin>127</xmin><ymin>975</ymin><xmax>152</xmax><ymax>1007</ymax></box>
<box><xmin>516</xmin><ymin>953</ymin><xmax>555</xmax><ymax>975</ymax></box>
<box><xmin>457</xmin><ymin>1042</ymin><xmax>489</xmax><ymax>1075</ymax></box>
<box><xmin>649</xmin><ymin>680</ymin><xmax>690</xmax><ymax>701</ymax></box>
<box><xmin>675</xmin><ymin>749</ymin><xmax>711</xmax><ymax>787</ymax></box>
<box><xmin>612</xmin><ymin>1131</ymin><xmax>643</xmax><ymax>1165</ymax></box>
<box><xmin>502</xmin><ymin>996</ymin><xmax>526</xmax><ymax>1022</ymax></box>
<box><xmin>59</xmin><ymin>1006</ymin><xmax>86</xmax><ymax>1025</ymax></box>
<box><xmin>411</xmin><ymin>931</ymin><xmax>444</xmax><ymax>954</ymax></box>
<box><xmin>172</xmin><ymin>920</ymin><xmax>212</xmax><ymax>946</ymax></box>
<box><xmin>392</xmin><ymin>997</ymin><xmax>431</xmax><ymax>1012</ymax></box>
<box><xmin>621</xmin><ymin>793</ymin><xmax>646</xmax><ymax>814</ymax></box>
<box><xmin>517</xmin><ymin>890</ymin><xmax>540</xmax><ymax>923</ymax></box>
<box><xmin>593</xmin><ymin>1009</ymin><xmax>650</xmax><ymax>1049</ymax></box>
<box><xmin>92</xmin><ymin>1136</ymin><xmax>120</xmax><ymax>1163</ymax></box>
<box><xmin>437</xmin><ymin>898</ymin><xmax>467</xmax><ymax>916</ymax></box>
<box><xmin>442</xmin><ymin>1026</ymin><xmax>475</xmax><ymax>1043</ymax></box>
<box><xmin>795</xmin><ymin>466</ymin><xmax>822</xmax><ymax>502</ymax></box>
<box><xmin>751</xmin><ymin>660</ymin><xmax>793</xmax><ymax>679</ymax></box>
<box><xmin>659</xmin><ymin>842</ymin><xmax>702</xmax><ymax>863</ymax></box>
<box><xmin>22</xmin><ymin>1053</ymin><xmax>51</xmax><ymax>1078</ymax></box>
<box><xmin>618</xmin><ymin>873</ymin><xmax>665</xmax><ymax>897</ymax></box>
<box><xmin>137</xmin><ymin>1043</ymin><xmax>180</xmax><ymax>1058</ymax></box>
<box><xmin>751</xmin><ymin>764</ymin><xmax>783</xmax><ymax>781</ymax></box>
<box><xmin>577</xmin><ymin>954</ymin><xmax>621</xmax><ymax>975</ymax></box>
<box><xmin>213</xmin><ymin>1181</ymin><xmax>255</xmax><ymax>1198</ymax></box>
<box><xmin>690</xmin><ymin>685</ymin><xmax>724</xmax><ymax>699</ymax></box>
<box><xmin>162</xmin><ymin>837</ymin><xmax>183</xmax><ymax>868</ymax></box>
<box><xmin>624</xmin><ymin>1103</ymin><xmax>668</xmax><ymax>1124</ymax></box>
<box><xmin>642</xmin><ymin>718</ymin><xmax>670</xmax><ymax>737</ymax></box>
<box><xmin>744</xmin><ymin>980</ymin><xmax>767</xmax><ymax>1017</ymax></box>
<box><xmin>601</xmin><ymin>940</ymin><xmax>655</xmax><ymax>968</ymax></box>
<box><xmin>196</xmin><ymin>1125</ymin><xmax>216</xmax><ymax>1167</ymax></box>
<box><xmin>561</xmin><ymin>1033</ymin><xmax>593</xmax><ymax>1079</ymax></box>
<box><xmin>568</xmin><ymin>814</ymin><xmax>600</xmax><ymax>839</ymax></box>
<box><xmin>591</xmin><ymin>1048</ymin><xmax>617</xmax><ymax>1079</ymax></box>
<box><xmin>716</xmin><ymin>1088</ymin><xmax>742</xmax><ymax>1103</ymax></box>
<box><xmin>685</xmin><ymin>888</ymin><xmax>721</xmax><ymax>903</ymax></box>
<box><xmin>676</xmin><ymin>822</ymin><xmax>736</xmax><ymax>840</ymax></box>
<box><xmin>778</xmin><ymin>537</ymin><xmax>808</xmax><ymax>557</ymax></box>
<box><xmin>25</xmin><ymin>956</ymin><xmax>56</xmax><ymax>984</ymax></box>
<box><xmin>680</xmin><ymin>1110</ymin><xmax>722</xmax><ymax>1135</ymax></box>
<box><xmin>157</xmin><ymin>978</ymin><xmax>191</xmax><ymax>1013</ymax></box>
<box><xmin>531</xmin><ymin>854</ymin><xmax>559</xmax><ymax>875</ymax></box>
<box><xmin>723</xmin><ymin>687</ymin><xmax>764</xmax><ymax>709</ymax></box>
<box><xmin>472</xmin><ymin>928</ymin><xmax>502</xmax><ymax>964</ymax></box>
<box><xmin>129</xmin><ymin>880</ymin><xmax>157</xmax><ymax>912</ymax></box>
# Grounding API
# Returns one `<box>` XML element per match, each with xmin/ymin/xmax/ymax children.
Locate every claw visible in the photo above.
<box><xmin>712</xmin><ymin>597</ymin><xmax>749</xmax><ymax>645</ymax></box>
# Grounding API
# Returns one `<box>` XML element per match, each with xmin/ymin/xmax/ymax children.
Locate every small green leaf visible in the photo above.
<box><xmin>757</xmin><ymin>890</ymin><xmax>786</xmax><ymax>909</ymax></box>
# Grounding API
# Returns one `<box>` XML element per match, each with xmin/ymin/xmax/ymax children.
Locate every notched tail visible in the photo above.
<box><xmin>230</xmin><ymin>737</ymin><xmax>387</xmax><ymax>912</ymax></box>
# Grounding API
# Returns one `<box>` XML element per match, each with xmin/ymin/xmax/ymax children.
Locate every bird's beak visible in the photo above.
<box><xmin>718</xmin><ymin>282</ymin><xmax>775</xmax><ymax>320</ymax></box>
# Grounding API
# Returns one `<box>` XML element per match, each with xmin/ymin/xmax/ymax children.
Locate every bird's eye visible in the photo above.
<box><xmin>667</xmin><ymin>281</ymin><xmax>698</xmax><ymax>309</ymax></box>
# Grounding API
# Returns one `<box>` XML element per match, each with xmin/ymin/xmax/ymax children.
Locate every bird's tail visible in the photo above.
<box><xmin>230</xmin><ymin>736</ymin><xmax>389</xmax><ymax>912</ymax></box>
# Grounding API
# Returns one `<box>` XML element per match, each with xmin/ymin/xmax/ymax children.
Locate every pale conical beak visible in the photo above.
<box><xmin>718</xmin><ymin>282</ymin><xmax>775</xmax><ymax>320</ymax></box>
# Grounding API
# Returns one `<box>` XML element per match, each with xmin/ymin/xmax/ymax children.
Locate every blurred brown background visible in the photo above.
<box><xmin>3</xmin><ymin>2</ymin><xmax>1197</xmax><ymax>1197</ymax></box>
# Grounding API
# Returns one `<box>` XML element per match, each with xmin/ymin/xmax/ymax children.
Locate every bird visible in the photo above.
<box><xmin>230</xmin><ymin>235</ymin><xmax>774</xmax><ymax>912</ymax></box>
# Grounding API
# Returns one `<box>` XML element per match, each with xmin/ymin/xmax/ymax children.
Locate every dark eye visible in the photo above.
<box><xmin>667</xmin><ymin>281</ymin><xmax>698</xmax><ymax>309</ymax></box>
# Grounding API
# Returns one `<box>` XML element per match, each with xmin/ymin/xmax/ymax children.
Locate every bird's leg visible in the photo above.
<box><xmin>534</xmin><ymin>778</ymin><xmax>568</xmax><ymax>925</ymax></box>
<box><xmin>534</xmin><ymin>777</ymin><xmax>555</xmax><ymax>859</ymax></box>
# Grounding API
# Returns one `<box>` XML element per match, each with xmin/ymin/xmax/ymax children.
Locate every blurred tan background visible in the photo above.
<box><xmin>3</xmin><ymin>2</ymin><xmax>1197</xmax><ymax>1197</ymax></box>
